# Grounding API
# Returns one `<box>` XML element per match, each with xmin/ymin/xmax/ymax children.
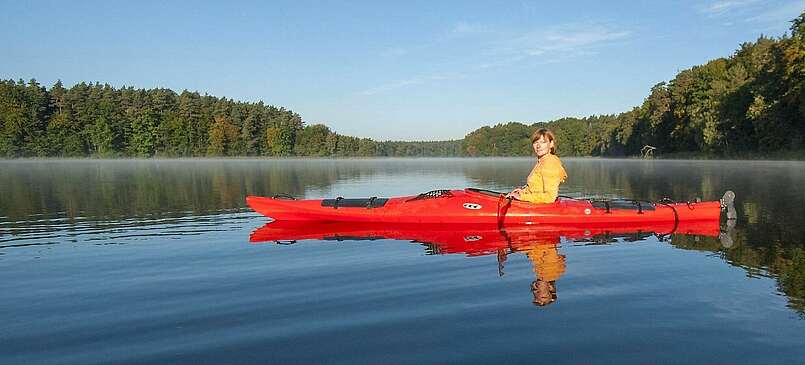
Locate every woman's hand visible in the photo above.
<box><xmin>506</xmin><ymin>185</ymin><xmax>526</xmax><ymax>199</ymax></box>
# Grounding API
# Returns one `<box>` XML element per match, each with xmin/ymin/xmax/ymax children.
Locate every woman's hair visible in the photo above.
<box><xmin>531</xmin><ymin>128</ymin><xmax>557</xmax><ymax>154</ymax></box>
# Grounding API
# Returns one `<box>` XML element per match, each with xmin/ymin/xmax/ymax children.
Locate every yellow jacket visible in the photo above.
<box><xmin>518</xmin><ymin>154</ymin><xmax>567</xmax><ymax>204</ymax></box>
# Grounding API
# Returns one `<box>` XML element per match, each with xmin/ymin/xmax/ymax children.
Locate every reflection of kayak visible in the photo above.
<box><xmin>246</xmin><ymin>188</ymin><xmax>734</xmax><ymax>226</ymax></box>
<box><xmin>250</xmin><ymin>217</ymin><xmax>729</xmax><ymax>308</ymax></box>
<box><xmin>249</xmin><ymin>219</ymin><xmax>721</xmax><ymax>256</ymax></box>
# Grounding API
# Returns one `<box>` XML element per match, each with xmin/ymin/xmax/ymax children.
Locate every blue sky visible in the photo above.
<box><xmin>2</xmin><ymin>1</ymin><xmax>804</xmax><ymax>141</ymax></box>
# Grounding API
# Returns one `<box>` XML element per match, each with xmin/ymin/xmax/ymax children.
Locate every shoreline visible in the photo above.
<box><xmin>3</xmin><ymin>152</ymin><xmax>805</xmax><ymax>162</ymax></box>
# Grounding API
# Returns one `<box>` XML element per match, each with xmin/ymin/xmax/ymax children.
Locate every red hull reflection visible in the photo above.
<box><xmin>250</xmin><ymin>220</ymin><xmax>720</xmax><ymax>256</ymax></box>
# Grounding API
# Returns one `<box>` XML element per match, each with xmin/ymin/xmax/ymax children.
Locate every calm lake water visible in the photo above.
<box><xmin>2</xmin><ymin>158</ymin><xmax>805</xmax><ymax>364</ymax></box>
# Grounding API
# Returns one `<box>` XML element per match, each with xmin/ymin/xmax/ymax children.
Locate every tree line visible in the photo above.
<box><xmin>2</xmin><ymin>12</ymin><xmax>803</xmax><ymax>158</ymax></box>
<box><xmin>464</xmin><ymin>13</ymin><xmax>805</xmax><ymax>157</ymax></box>
<box><xmin>0</xmin><ymin>80</ymin><xmax>461</xmax><ymax>158</ymax></box>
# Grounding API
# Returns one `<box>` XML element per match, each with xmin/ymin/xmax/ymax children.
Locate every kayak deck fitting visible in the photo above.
<box><xmin>246</xmin><ymin>188</ymin><xmax>736</xmax><ymax>227</ymax></box>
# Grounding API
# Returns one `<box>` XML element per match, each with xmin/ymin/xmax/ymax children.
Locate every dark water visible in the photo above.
<box><xmin>2</xmin><ymin>158</ymin><xmax>804</xmax><ymax>364</ymax></box>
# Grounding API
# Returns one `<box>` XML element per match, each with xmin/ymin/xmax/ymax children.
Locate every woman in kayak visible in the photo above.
<box><xmin>506</xmin><ymin>128</ymin><xmax>567</xmax><ymax>203</ymax></box>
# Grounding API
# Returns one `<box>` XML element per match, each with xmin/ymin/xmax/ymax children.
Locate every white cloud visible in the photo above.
<box><xmin>355</xmin><ymin>73</ymin><xmax>464</xmax><ymax>96</ymax></box>
<box><xmin>697</xmin><ymin>0</ymin><xmax>805</xmax><ymax>34</ymax></box>
<box><xmin>499</xmin><ymin>23</ymin><xmax>631</xmax><ymax>62</ymax></box>
<box><xmin>747</xmin><ymin>1</ymin><xmax>805</xmax><ymax>27</ymax></box>
<box><xmin>356</xmin><ymin>21</ymin><xmax>631</xmax><ymax>96</ymax></box>
<box><xmin>701</xmin><ymin>0</ymin><xmax>761</xmax><ymax>15</ymax></box>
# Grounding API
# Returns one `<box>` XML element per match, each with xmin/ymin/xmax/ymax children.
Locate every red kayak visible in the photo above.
<box><xmin>250</xmin><ymin>219</ymin><xmax>723</xmax><ymax>256</ymax></box>
<box><xmin>246</xmin><ymin>188</ymin><xmax>735</xmax><ymax>227</ymax></box>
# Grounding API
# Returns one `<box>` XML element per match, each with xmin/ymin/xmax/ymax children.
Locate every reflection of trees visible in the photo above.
<box><xmin>465</xmin><ymin>158</ymin><xmax>805</xmax><ymax>316</ymax></box>
<box><xmin>673</xmin><ymin>233</ymin><xmax>805</xmax><ymax>316</ymax></box>
<box><xmin>0</xmin><ymin>159</ymin><xmax>475</xmax><ymax>223</ymax></box>
<box><xmin>705</xmin><ymin>162</ymin><xmax>805</xmax><ymax>316</ymax></box>
<box><xmin>461</xmin><ymin>157</ymin><xmax>544</xmax><ymax>191</ymax></box>
<box><xmin>619</xmin><ymin>160</ymin><xmax>805</xmax><ymax>316</ymax></box>
<box><xmin>0</xmin><ymin>160</ymin><xmax>362</xmax><ymax>222</ymax></box>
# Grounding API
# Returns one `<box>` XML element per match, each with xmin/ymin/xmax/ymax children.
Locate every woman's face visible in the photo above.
<box><xmin>532</xmin><ymin>136</ymin><xmax>554</xmax><ymax>158</ymax></box>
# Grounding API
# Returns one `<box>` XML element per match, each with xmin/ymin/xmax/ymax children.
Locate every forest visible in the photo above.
<box><xmin>0</xmin><ymin>80</ymin><xmax>464</xmax><ymax>158</ymax></box>
<box><xmin>464</xmin><ymin>13</ymin><xmax>805</xmax><ymax>157</ymax></box>
<box><xmin>1</xmin><ymin>13</ymin><xmax>803</xmax><ymax>158</ymax></box>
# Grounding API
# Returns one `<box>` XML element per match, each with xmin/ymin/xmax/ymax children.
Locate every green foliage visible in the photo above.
<box><xmin>128</xmin><ymin>107</ymin><xmax>159</xmax><ymax>156</ymax></box>
<box><xmin>88</xmin><ymin>116</ymin><xmax>115</xmax><ymax>156</ymax></box>
<box><xmin>294</xmin><ymin>124</ymin><xmax>332</xmax><ymax>156</ymax></box>
<box><xmin>462</xmin><ymin>122</ymin><xmax>532</xmax><ymax>156</ymax></box>
<box><xmin>207</xmin><ymin>115</ymin><xmax>239</xmax><ymax>156</ymax></box>
<box><xmin>0</xmin><ymin>79</ymin><xmax>50</xmax><ymax>156</ymax></box>
<box><xmin>265</xmin><ymin>126</ymin><xmax>294</xmax><ymax>156</ymax></box>
<box><xmin>377</xmin><ymin>140</ymin><xmax>462</xmax><ymax>157</ymax></box>
<box><xmin>0</xmin><ymin>80</ymin><xmax>420</xmax><ymax>158</ymax></box>
<box><xmin>0</xmin><ymin>78</ymin><xmax>465</xmax><ymax>158</ymax></box>
<box><xmin>461</xmin><ymin>11</ymin><xmax>805</xmax><ymax>157</ymax></box>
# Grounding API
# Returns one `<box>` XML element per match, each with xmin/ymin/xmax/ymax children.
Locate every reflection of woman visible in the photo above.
<box><xmin>525</xmin><ymin>244</ymin><xmax>566</xmax><ymax>306</ymax></box>
<box><xmin>506</xmin><ymin>128</ymin><xmax>567</xmax><ymax>203</ymax></box>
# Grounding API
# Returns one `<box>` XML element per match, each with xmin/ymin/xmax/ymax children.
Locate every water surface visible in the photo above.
<box><xmin>2</xmin><ymin>158</ymin><xmax>804</xmax><ymax>364</ymax></box>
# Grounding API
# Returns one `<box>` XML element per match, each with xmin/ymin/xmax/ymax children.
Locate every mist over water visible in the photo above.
<box><xmin>2</xmin><ymin>158</ymin><xmax>805</xmax><ymax>364</ymax></box>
